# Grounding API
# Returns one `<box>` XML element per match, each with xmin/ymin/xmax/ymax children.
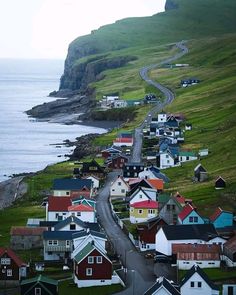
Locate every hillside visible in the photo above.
<box><xmin>59</xmin><ymin>0</ymin><xmax>236</xmax><ymax>94</ymax></box>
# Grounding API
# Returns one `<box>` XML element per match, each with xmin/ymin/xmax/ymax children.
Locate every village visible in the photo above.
<box><xmin>0</xmin><ymin>98</ymin><xmax>235</xmax><ymax>295</ymax></box>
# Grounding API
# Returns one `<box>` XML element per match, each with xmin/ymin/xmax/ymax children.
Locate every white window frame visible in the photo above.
<box><xmin>1</xmin><ymin>258</ymin><xmax>11</xmax><ymax>265</ymax></box>
<box><xmin>35</xmin><ymin>288</ymin><xmax>41</xmax><ymax>295</ymax></box>
<box><xmin>88</xmin><ymin>256</ymin><xmax>94</xmax><ymax>264</ymax></box>
<box><xmin>86</xmin><ymin>268</ymin><xmax>92</xmax><ymax>276</ymax></box>
<box><xmin>96</xmin><ymin>256</ymin><xmax>102</xmax><ymax>264</ymax></box>
<box><xmin>7</xmin><ymin>269</ymin><xmax>12</xmax><ymax>276</ymax></box>
<box><xmin>138</xmin><ymin>209</ymin><xmax>143</xmax><ymax>214</ymax></box>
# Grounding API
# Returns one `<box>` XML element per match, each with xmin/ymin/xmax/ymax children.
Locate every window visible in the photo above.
<box><xmin>167</xmin><ymin>160</ymin><xmax>170</xmax><ymax>164</ymax></box>
<box><xmin>166</xmin><ymin>155</ymin><xmax>169</xmax><ymax>158</ymax></box>
<box><xmin>96</xmin><ymin>256</ymin><xmax>102</xmax><ymax>264</ymax></box>
<box><xmin>194</xmin><ymin>216</ymin><xmax>198</xmax><ymax>222</ymax></box>
<box><xmin>148</xmin><ymin>209</ymin><xmax>155</xmax><ymax>214</ymax></box>
<box><xmin>48</xmin><ymin>240</ymin><xmax>53</xmax><ymax>245</ymax></box>
<box><xmin>66</xmin><ymin>240</ymin><xmax>70</xmax><ymax>247</ymax></box>
<box><xmin>189</xmin><ymin>216</ymin><xmax>193</xmax><ymax>223</ymax></box>
<box><xmin>197</xmin><ymin>282</ymin><xmax>202</xmax><ymax>288</ymax></box>
<box><xmin>70</xmin><ymin>224</ymin><xmax>76</xmax><ymax>230</ymax></box>
<box><xmin>77</xmin><ymin>212</ymin><xmax>81</xmax><ymax>216</ymax></box>
<box><xmin>86</xmin><ymin>268</ymin><xmax>92</xmax><ymax>276</ymax></box>
<box><xmin>121</xmin><ymin>189</ymin><xmax>125</xmax><ymax>193</ymax></box>
<box><xmin>7</xmin><ymin>269</ymin><xmax>12</xmax><ymax>276</ymax></box>
<box><xmin>118</xmin><ymin>182</ymin><xmax>121</xmax><ymax>186</ymax></box>
<box><xmin>35</xmin><ymin>288</ymin><xmax>41</xmax><ymax>295</ymax></box>
<box><xmin>190</xmin><ymin>282</ymin><xmax>195</xmax><ymax>288</ymax></box>
<box><xmin>1</xmin><ymin>258</ymin><xmax>10</xmax><ymax>265</ymax></box>
<box><xmin>66</xmin><ymin>191</ymin><xmax>70</xmax><ymax>196</ymax></box>
<box><xmin>167</xmin><ymin>204</ymin><xmax>171</xmax><ymax>211</ymax></box>
<box><xmin>88</xmin><ymin>256</ymin><xmax>94</xmax><ymax>264</ymax></box>
<box><xmin>138</xmin><ymin>209</ymin><xmax>143</xmax><ymax>214</ymax></box>
<box><xmin>53</xmin><ymin>240</ymin><xmax>58</xmax><ymax>245</ymax></box>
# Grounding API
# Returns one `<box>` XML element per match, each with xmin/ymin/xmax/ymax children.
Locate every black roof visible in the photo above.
<box><xmin>144</xmin><ymin>277</ymin><xmax>180</xmax><ymax>295</ymax></box>
<box><xmin>180</xmin><ymin>265</ymin><xmax>219</xmax><ymax>291</ymax></box>
<box><xmin>54</xmin><ymin>216</ymin><xmax>86</xmax><ymax>231</ymax></box>
<box><xmin>161</xmin><ymin>224</ymin><xmax>218</xmax><ymax>241</ymax></box>
<box><xmin>80</xmin><ymin>160</ymin><xmax>105</xmax><ymax>174</ymax></box>
<box><xmin>53</xmin><ymin>178</ymin><xmax>92</xmax><ymax>190</ymax></box>
<box><xmin>72</xmin><ymin>229</ymin><xmax>106</xmax><ymax>240</ymax></box>
<box><xmin>43</xmin><ymin>230</ymin><xmax>76</xmax><ymax>240</ymax></box>
<box><xmin>39</xmin><ymin>221</ymin><xmax>58</xmax><ymax>227</ymax></box>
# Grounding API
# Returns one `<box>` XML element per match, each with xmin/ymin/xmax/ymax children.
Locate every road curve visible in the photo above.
<box><xmin>131</xmin><ymin>41</ymin><xmax>189</xmax><ymax>163</ymax></box>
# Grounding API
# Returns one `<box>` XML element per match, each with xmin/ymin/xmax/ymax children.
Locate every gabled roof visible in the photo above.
<box><xmin>10</xmin><ymin>227</ymin><xmax>47</xmax><ymax>236</ymax></box>
<box><xmin>147</xmin><ymin>179</ymin><xmax>164</xmax><ymax>190</ymax></box>
<box><xmin>144</xmin><ymin>277</ymin><xmax>180</xmax><ymax>295</ymax></box>
<box><xmin>160</xmin><ymin>224</ymin><xmax>218</xmax><ymax>241</ymax></box>
<box><xmin>174</xmin><ymin>192</ymin><xmax>192</xmax><ymax>206</ymax></box>
<box><xmin>179</xmin><ymin>151</ymin><xmax>196</xmax><ymax>157</ymax></box>
<box><xmin>194</xmin><ymin>163</ymin><xmax>207</xmax><ymax>172</ymax></box>
<box><xmin>48</xmin><ymin>196</ymin><xmax>72</xmax><ymax>212</ymax></box>
<box><xmin>0</xmin><ymin>248</ymin><xmax>26</xmax><ymax>267</ymax></box>
<box><xmin>72</xmin><ymin>197</ymin><xmax>96</xmax><ymax>208</ymax></box>
<box><xmin>180</xmin><ymin>265</ymin><xmax>219</xmax><ymax>291</ymax></box>
<box><xmin>131</xmin><ymin>200</ymin><xmax>158</xmax><ymax>209</ymax></box>
<box><xmin>129</xmin><ymin>186</ymin><xmax>155</xmax><ymax>202</ymax></box>
<box><xmin>111</xmin><ymin>176</ymin><xmax>129</xmax><ymax>188</ymax></box>
<box><xmin>43</xmin><ymin>230</ymin><xmax>76</xmax><ymax>240</ymax></box>
<box><xmin>178</xmin><ymin>204</ymin><xmax>197</xmax><ymax>221</ymax></box>
<box><xmin>21</xmin><ymin>275</ymin><xmax>58</xmax><ymax>286</ymax></box>
<box><xmin>172</xmin><ymin>243</ymin><xmax>221</xmax><ymax>256</ymax></box>
<box><xmin>53</xmin><ymin>216</ymin><xmax>86</xmax><ymax>231</ymax></box>
<box><xmin>101</xmin><ymin>146</ymin><xmax>122</xmax><ymax>153</ymax></box>
<box><xmin>68</xmin><ymin>204</ymin><xmax>94</xmax><ymax>212</ymax></box>
<box><xmin>80</xmin><ymin>160</ymin><xmax>105</xmax><ymax>174</ymax></box>
<box><xmin>223</xmin><ymin>234</ymin><xmax>236</xmax><ymax>253</ymax></box>
<box><xmin>72</xmin><ymin>229</ymin><xmax>106</xmax><ymax>240</ymax></box>
<box><xmin>53</xmin><ymin>178</ymin><xmax>92</xmax><ymax>190</ymax></box>
<box><xmin>209</xmin><ymin>207</ymin><xmax>232</xmax><ymax>222</ymax></box>
<box><xmin>74</xmin><ymin>242</ymin><xmax>110</xmax><ymax>264</ymax></box>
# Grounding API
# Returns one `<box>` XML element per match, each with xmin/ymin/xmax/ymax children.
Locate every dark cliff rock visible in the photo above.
<box><xmin>165</xmin><ymin>0</ymin><xmax>179</xmax><ymax>11</ymax></box>
<box><xmin>60</xmin><ymin>55</ymin><xmax>137</xmax><ymax>91</ymax></box>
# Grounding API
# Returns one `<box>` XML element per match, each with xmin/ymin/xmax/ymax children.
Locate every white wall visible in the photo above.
<box><xmin>110</xmin><ymin>179</ymin><xmax>129</xmax><ymax>197</ymax></box>
<box><xmin>177</xmin><ymin>260</ymin><xmax>220</xmax><ymax>270</ymax></box>
<box><xmin>138</xmin><ymin>241</ymin><xmax>155</xmax><ymax>252</ymax></box>
<box><xmin>73</xmin><ymin>276</ymin><xmax>112</xmax><ymax>288</ymax></box>
<box><xmin>53</xmin><ymin>190</ymin><xmax>70</xmax><ymax>196</ymax></box>
<box><xmin>130</xmin><ymin>190</ymin><xmax>151</xmax><ymax>204</ymax></box>
<box><xmin>86</xmin><ymin>176</ymin><xmax>99</xmax><ymax>189</ymax></box>
<box><xmin>48</xmin><ymin>211</ymin><xmax>95</xmax><ymax>223</ymax></box>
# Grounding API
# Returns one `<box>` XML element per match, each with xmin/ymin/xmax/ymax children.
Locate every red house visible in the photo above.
<box><xmin>137</xmin><ymin>216</ymin><xmax>167</xmax><ymax>251</ymax></box>
<box><xmin>0</xmin><ymin>248</ymin><xmax>27</xmax><ymax>287</ymax></box>
<box><xmin>108</xmin><ymin>154</ymin><xmax>129</xmax><ymax>169</ymax></box>
<box><xmin>73</xmin><ymin>242</ymin><xmax>112</xmax><ymax>288</ymax></box>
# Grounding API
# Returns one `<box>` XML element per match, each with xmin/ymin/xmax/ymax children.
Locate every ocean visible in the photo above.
<box><xmin>0</xmin><ymin>59</ymin><xmax>106</xmax><ymax>182</ymax></box>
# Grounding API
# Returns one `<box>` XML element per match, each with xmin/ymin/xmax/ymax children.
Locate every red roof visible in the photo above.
<box><xmin>209</xmin><ymin>207</ymin><xmax>231</xmax><ymax>222</ymax></box>
<box><xmin>224</xmin><ymin>234</ymin><xmax>236</xmax><ymax>252</ymax></box>
<box><xmin>68</xmin><ymin>204</ymin><xmax>94</xmax><ymax>212</ymax></box>
<box><xmin>113</xmin><ymin>138</ymin><xmax>133</xmax><ymax>143</ymax></box>
<box><xmin>174</xmin><ymin>191</ymin><xmax>192</xmax><ymax>205</ymax></box>
<box><xmin>147</xmin><ymin>179</ymin><xmax>164</xmax><ymax>190</ymax></box>
<box><xmin>0</xmin><ymin>248</ymin><xmax>26</xmax><ymax>266</ymax></box>
<box><xmin>48</xmin><ymin>196</ymin><xmax>72</xmax><ymax>211</ymax></box>
<box><xmin>131</xmin><ymin>200</ymin><xmax>158</xmax><ymax>209</ymax></box>
<box><xmin>10</xmin><ymin>227</ymin><xmax>47</xmax><ymax>236</ymax></box>
<box><xmin>178</xmin><ymin>204</ymin><xmax>195</xmax><ymax>221</ymax></box>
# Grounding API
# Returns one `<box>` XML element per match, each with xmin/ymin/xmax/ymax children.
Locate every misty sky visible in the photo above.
<box><xmin>0</xmin><ymin>0</ymin><xmax>165</xmax><ymax>59</ymax></box>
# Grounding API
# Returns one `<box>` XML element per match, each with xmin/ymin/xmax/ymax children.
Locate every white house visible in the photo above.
<box><xmin>222</xmin><ymin>284</ymin><xmax>236</xmax><ymax>295</ymax></box>
<box><xmin>178</xmin><ymin>151</ymin><xmax>198</xmax><ymax>163</ymax></box>
<box><xmin>199</xmin><ymin>149</ymin><xmax>209</xmax><ymax>157</ymax></box>
<box><xmin>84</xmin><ymin>175</ymin><xmax>100</xmax><ymax>190</ymax></box>
<box><xmin>112</xmin><ymin>99</ymin><xmax>127</xmax><ymax>108</ymax></box>
<box><xmin>180</xmin><ymin>265</ymin><xmax>219</xmax><ymax>295</ymax></box>
<box><xmin>158</xmin><ymin>151</ymin><xmax>176</xmax><ymax>169</ymax></box>
<box><xmin>129</xmin><ymin>187</ymin><xmax>157</xmax><ymax>205</ymax></box>
<box><xmin>143</xmin><ymin>277</ymin><xmax>180</xmax><ymax>295</ymax></box>
<box><xmin>155</xmin><ymin>224</ymin><xmax>226</xmax><ymax>256</ymax></box>
<box><xmin>110</xmin><ymin>176</ymin><xmax>129</xmax><ymax>198</ymax></box>
<box><xmin>158</xmin><ymin>112</ymin><xmax>167</xmax><ymax>123</ymax></box>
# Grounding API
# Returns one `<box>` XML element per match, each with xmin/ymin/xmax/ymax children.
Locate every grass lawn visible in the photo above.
<box><xmin>59</xmin><ymin>280</ymin><xmax>124</xmax><ymax>295</ymax></box>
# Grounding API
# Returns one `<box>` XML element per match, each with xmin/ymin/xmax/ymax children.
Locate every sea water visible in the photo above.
<box><xmin>0</xmin><ymin>59</ymin><xmax>105</xmax><ymax>182</ymax></box>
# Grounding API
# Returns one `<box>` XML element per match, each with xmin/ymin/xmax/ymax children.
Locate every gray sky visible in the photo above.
<box><xmin>0</xmin><ymin>0</ymin><xmax>165</xmax><ymax>59</ymax></box>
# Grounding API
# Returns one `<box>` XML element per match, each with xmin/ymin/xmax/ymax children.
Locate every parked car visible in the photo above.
<box><xmin>154</xmin><ymin>254</ymin><xmax>170</xmax><ymax>263</ymax></box>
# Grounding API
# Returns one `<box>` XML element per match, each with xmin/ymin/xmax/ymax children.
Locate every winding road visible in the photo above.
<box><xmin>96</xmin><ymin>41</ymin><xmax>189</xmax><ymax>294</ymax></box>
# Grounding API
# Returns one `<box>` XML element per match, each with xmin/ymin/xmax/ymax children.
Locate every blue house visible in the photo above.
<box><xmin>210</xmin><ymin>207</ymin><xmax>233</xmax><ymax>228</ymax></box>
<box><xmin>178</xmin><ymin>204</ymin><xmax>205</xmax><ymax>225</ymax></box>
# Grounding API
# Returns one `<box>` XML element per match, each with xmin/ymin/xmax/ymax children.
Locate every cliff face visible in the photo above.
<box><xmin>60</xmin><ymin>54</ymin><xmax>137</xmax><ymax>92</ymax></box>
<box><xmin>165</xmin><ymin>0</ymin><xmax>179</xmax><ymax>11</ymax></box>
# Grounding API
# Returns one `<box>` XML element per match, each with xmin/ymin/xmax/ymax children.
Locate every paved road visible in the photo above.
<box><xmin>131</xmin><ymin>41</ymin><xmax>189</xmax><ymax>163</ymax></box>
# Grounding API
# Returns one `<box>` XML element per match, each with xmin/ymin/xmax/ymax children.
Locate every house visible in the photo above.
<box><xmin>199</xmin><ymin>149</ymin><xmax>208</xmax><ymax>157</ymax></box>
<box><xmin>157</xmin><ymin>150</ymin><xmax>179</xmax><ymax>169</ymax></box>
<box><xmin>72</xmin><ymin>197</ymin><xmax>96</xmax><ymax>210</ymax></box>
<box><xmin>179</xmin><ymin>151</ymin><xmax>198</xmax><ymax>163</ymax></box>
<box><xmin>181</xmin><ymin>78</ymin><xmax>200</xmax><ymax>87</ymax></box>
<box><xmin>84</xmin><ymin>175</ymin><xmax>100</xmax><ymax>190</ymax></box>
<box><xmin>123</xmin><ymin>162</ymin><xmax>144</xmax><ymax>178</ymax></box>
<box><xmin>101</xmin><ymin>146</ymin><xmax>122</xmax><ymax>159</ymax></box>
<box><xmin>222</xmin><ymin>284</ymin><xmax>236</xmax><ymax>295</ymax></box>
<box><xmin>53</xmin><ymin>216</ymin><xmax>99</xmax><ymax>232</ymax></box>
<box><xmin>147</xmin><ymin>179</ymin><xmax>164</xmax><ymax>192</ymax></box>
<box><xmin>157</xmin><ymin>112</ymin><xmax>167</xmax><ymax>123</ymax></box>
<box><xmin>137</xmin><ymin>216</ymin><xmax>167</xmax><ymax>251</ymax></box>
<box><xmin>128</xmin><ymin>178</ymin><xmax>154</xmax><ymax>193</ymax></box>
<box><xmin>174</xmin><ymin>192</ymin><xmax>193</xmax><ymax>207</ymax></box>
<box><xmin>155</xmin><ymin>224</ymin><xmax>225</xmax><ymax>256</ymax></box>
<box><xmin>73</xmin><ymin>242</ymin><xmax>112</xmax><ymax>288</ymax></box>
<box><xmin>80</xmin><ymin>160</ymin><xmax>106</xmax><ymax>179</ymax></box>
<box><xmin>129</xmin><ymin>187</ymin><xmax>157</xmax><ymax>205</ymax></box>
<box><xmin>113</xmin><ymin>132</ymin><xmax>133</xmax><ymax>147</ymax></box>
<box><xmin>178</xmin><ymin>204</ymin><xmax>205</xmax><ymax>225</ymax></box>
<box><xmin>223</xmin><ymin>234</ymin><xmax>236</xmax><ymax>267</ymax></box>
<box><xmin>209</xmin><ymin>207</ymin><xmax>233</xmax><ymax>228</ymax></box>
<box><xmin>194</xmin><ymin>164</ymin><xmax>208</xmax><ymax>182</ymax></box>
<box><xmin>164</xmin><ymin>116</ymin><xmax>179</xmax><ymax>128</ymax></box>
<box><xmin>107</xmin><ymin>154</ymin><xmax>129</xmax><ymax>169</ymax></box>
<box><xmin>46</xmin><ymin>196</ymin><xmax>96</xmax><ymax>222</ymax></box>
<box><xmin>52</xmin><ymin>178</ymin><xmax>93</xmax><ymax>198</ymax></box>
<box><xmin>111</xmin><ymin>99</ymin><xmax>128</xmax><ymax>108</ymax></box>
<box><xmin>10</xmin><ymin>227</ymin><xmax>47</xmax><ymax>250</ymax></box>
<box><xmin>144</xmin><ymin>277</ymin><xmax>180</xmax><ymax>295</ymax></box>
<box><xmin>172</xmin><ymin>244</ymin><xmax>221</xmax><ymax>269</ymax></box>
<box><xmin>73</xmin><ymin>229</ymin><xmax>107</xmax><ymax>258</ymax></box>
<box><xmin>185</xmin><ymin>123</ymin><xmax>192</xmax><ymax>131</ymax></box>
<box><xmin>0</xmin><ymin>248</ymin><xmax>27</xmax><ymax>286</ymax></box>
<box><xmin>139</xmin><ymin>166</ymin><xmax>170</xmax><ymax>183</ymax></box>
<box><xmin>215</xmin><ymin>176</ymin><xmax>226</xmax><ymax>189</ymax></box>
<box><xmin>110</xmin><ymin>175</ymin><xmax>129</xmax><ymax>198</ymax></box>
<box><xmin>130</xmin><ymin>200</ymin><xmax>158</xmax><ymax>223</ymax></box>
<box><xmin>180</xmin><ymin>265</ymin><xmax>219</xmax><ymax>295</ymax></box>
<box><xmin>158</xmin><ymin>195</ymin><xmax>183</xmax><ymax>225</ymax></box>
<box><xmin>21</xmin><ymin>275</ymin><xmax>58</xmax><ymax>295</ymax></box>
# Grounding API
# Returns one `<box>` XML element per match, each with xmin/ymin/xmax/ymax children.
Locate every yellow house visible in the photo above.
<box><xmin>130</xmin><ymin>200</ymin><xmax>158</xmax><ymax>224</ymax></box>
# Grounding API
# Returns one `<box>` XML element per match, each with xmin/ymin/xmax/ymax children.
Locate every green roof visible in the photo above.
<box><xmin>21</xmin><ymin>275</ymin><xmax>58</xmax><ymax>286</ymax></box>
<box><xmin>74</xmin><ymin>242</ymin><xmax>95</xmax><ymax>263</ymax></box>
<box><xmin>158</xmin><ymin>194</ymin><xmax>171</xmax><ymax>203</ymax></box>
<box><xmin>179</xmin><ymin>151</ymin><xmax>196</xmax><ymax>157</ymax></box>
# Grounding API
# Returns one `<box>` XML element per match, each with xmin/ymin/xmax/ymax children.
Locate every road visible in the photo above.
<box><xmin>131</xmin><ymin>41</ymin><xmax>189</xmax><ymax>163</ymax></box>
<box><xmin>96</xmin><ymin>42</ymin><xmax>189</xmax><ymax>294</ymax></box>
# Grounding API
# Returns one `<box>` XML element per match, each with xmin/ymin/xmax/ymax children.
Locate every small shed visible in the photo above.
<box><xmin>185</xmin><ymin>123</ymin><xmax>192</xmax><ymax>131</ymax></box>
<box><xmin>21</xmin><ymin>275</ymin><xmax>58</xmax><ymax>295</ymax></box>
<box><xmin>194</xmin><ymin>164</ymin><xmax>208</xmax><ymax>182</ymax></box>
<box><xmin>215</xmin><ymin>176</ymin><xmax>226</xmax><ymax>189</ymax></box>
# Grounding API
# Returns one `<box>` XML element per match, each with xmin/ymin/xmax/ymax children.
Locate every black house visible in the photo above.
<box><xmin>123</xmin><ymin>162</ymin><xmax>144</xmax><ymax>178</ymax></box>
<box><xmin>21</xmin><ymin>275</ymin><xmax>58</xmax><ymax>295</ymax></box>
<box><xmin>194</xmin><ymin>163</ymin><xmax>208</xmax><ymax>182</ymax></box>
<box><xmin>80</xmin><ymin>159</ymin><xmax>106</xmax><ymax>179</ymax></box>
<box><xmin>215</xmin><ymin>176</ymin><xmax>226</xmax><ymax>189</ymax></box>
